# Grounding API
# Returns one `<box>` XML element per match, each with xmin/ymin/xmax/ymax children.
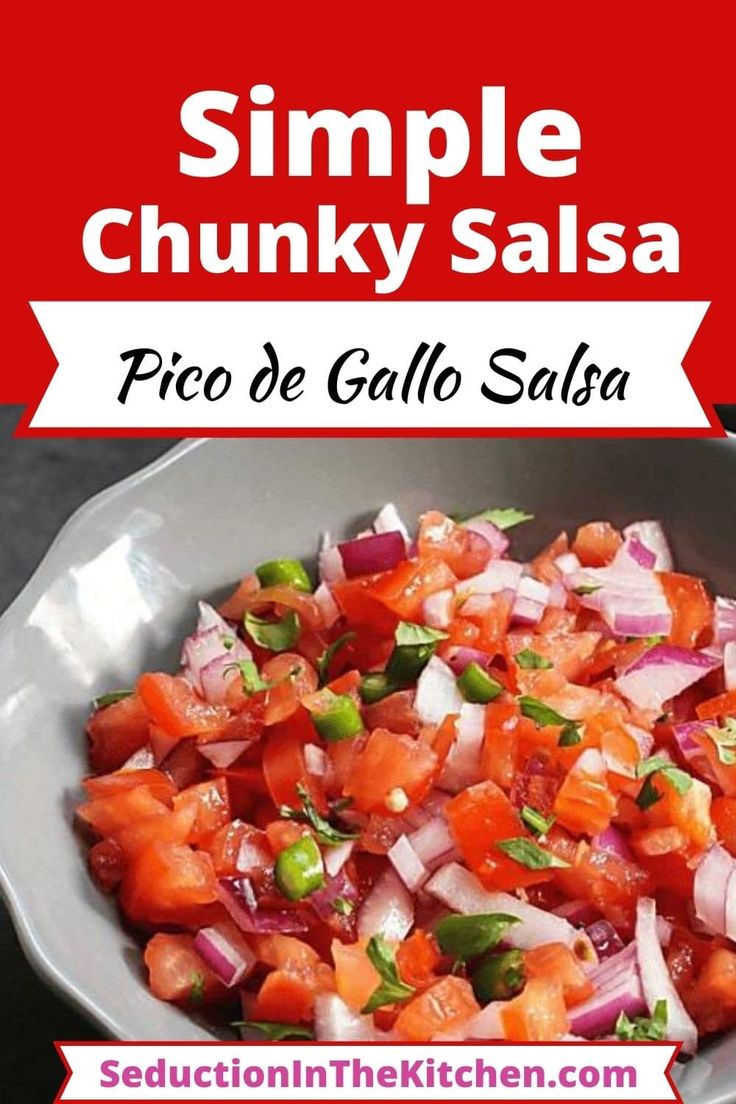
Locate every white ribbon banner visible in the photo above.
<box><xmin>57</xmin><ymin>1042</ymin><xmax>680</xmax><ymax>1101</ymax></box>
<box><xmin>30</xmin><ymin>300</ymin><xmax>709</xmax><ymax>430</ymax></box>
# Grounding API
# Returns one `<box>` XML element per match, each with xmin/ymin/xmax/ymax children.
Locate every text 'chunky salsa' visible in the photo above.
<box><xmin>77</xmin><ymin>505</ymin><xmax>736</xmax><ymax>1047</ymax></box>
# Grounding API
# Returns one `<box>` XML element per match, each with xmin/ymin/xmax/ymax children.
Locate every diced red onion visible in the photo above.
<box><xmin>463</xmin><ymin>518</ymin><xmax>509</xmax><ymax>560</ymax></box>
<box><xmin>624</xmin><ymin>723</ymin><xmax>654</xmax><ymax>760</ymax></box>
<box><xmin>388</xmin><ymin>834</ymin><xmax>429</xmax><ymax>893</ymax></box>
<box><xmin>727</xmin><ymin>869</ymin><xmax>736</xmax><ymax>942</ymax></box>
<box><xmin>198</xmin><ymin>740</ymin><xmax>250</xmax><ymax>769</ymax></box>
<box><xmin>636</xmin><ymin>897</ymin><xmax>698</xmax><ymax>1054</ymax></box>
<box><xmin>318</xmin><ymin>534</ymin><xmax>346</xmax><ymax>585</ymax></box>
<box><xmin>443</xmin><ymin>646</ymin><xmax>494</xmax><ymax>676</ymax></box>
<box><xmin>338</xmin><ymin>531</ymin><xmax>406</xmax><ymax>579</ymax></box>
<box><xmin>555</xmin><ymin>552</ymin><xmax>582</xmax><ymax>574</ymax></box>
<box><xmin>593</xmin><ymin>826</ymin><xmax>634</xmax><ymax>863</ymax></box>
<box><xmin>194</xmin><ymin>922</ymin><xmax>256</xmax><ymax>987</ymax></box>
<box><xmin>196</xmin><ymin>600</ymin><xmax>234</xmax><ymax>636</ymax></box>
<box><xmin>585</xmin><ymin>919</ymin><xmax>625</xmax><ymax>961</ymax></box>
<box><xmin>714</xmin><ymin>596</ymin><xmax>736</xmax><ymax>647</ymax></box>
<box><xmin>426</xmin><ymin>863</ymin><xmax>596</xmax><ymax>962</ymax></box>
<box><xmin>235</xmin><ymin>833</ymin><xmax>272</xmax><ymax>875</ymax></box>
<box><xmin>357</xmin><ymin>867</ymin><xmax>414</xmax><ymax>941</ymax></box>
<box><xmin>562</xmin><ymin>543</ymin><xmax>672</xmax><ymax>640</ymax></box>
<box><xmin>324</xmin><ymin>839</ymin><xmax>354</xmax><ymax>879</ymax></box>
<box><xmin>373</xmin><ymin>502</ymin><xmax>410</xmax><ymax>547</ymax></box>
<box><xmin>548</xmin><ymin>580</ymin><xmax>568</xmax><ymax>609</ymax></box>
<box><xmin>552</xmin><ymin>900</ymin><xmax>600</xmax><ymax>927</ymax></box>
<box><xmin>694</xmin><ymin>843</ymin><xmax>736</xmax><ymax>937</ymax></box>
<box><xmin>313</xmin><ymin>582</ymin><xmax>341</xmax><ymax>629</ymax></box>
<box><xmin>309</xmin><ymin>867</ymin><xmax>359</xmax><ymax>923</ymax></box>
<box><xmin>625</xmin><ymin>536</ymin><xmax>657</xmax><ymax>570</ymax></box>
<box><xmin>570</xmin><ymin>944</ymin><xmax>646</xmax><ymax>1037</ymax></box>
<box><xmin>671</xmin><ymin>720</ymin><xmax>717</xmax><ymax>782</ymax></box>
<box><xmin>458</xmin><ymin>560</ymin><xmax>524</xmax><ymax>597</ymax></box>
<box><xmin>623</xmin><ymin>521</ymin><xmax>673</xmax><ymax>572</ymax></box>
<box><xmin>199</xmin><ymin>653</ymin><xmax>241</xmax><ymax>706</ymax></box>
<box><xmin>415</xmin><ymin>655</ymin><xmax>464</xmax><ymax>726</ymax></box>
<box><xmin>409</xmin><ymin>817</ymin><xmax>457</xmax><ymax>871</ymax></box>
<box><xmin>615</xmin><ymin>645</ymin><xmax>721</xmax><ymax>713</ymax></box>
<box><xmin>314</xmin><ymin>993</ymin><xmax>387</xmax><ymax>1041</ymax></box>
<box><xmin>454</xmin><ymin>1000</ymin><xmax>505</xmax><ymax>1041</ymax></box>
<box><xmin>304</xmin><ymin>743</ymin><xmax>328</xmax><ymax>777</ymax></box>
<box><xmin>439</xmin><ymin>704</ymin><xmax>485</xmax><ymax>793</ymax></box>
<box><xmin>512</xmin><ymin>576</ymin><xmax>550</xmax><ymax>626</ymax></box>
<box><xmin>725</xmin><ymin>640</ymin><xmax>736</xmax><ymax>692</ymax></box>
<box><xmin>218</xmin><ymin>878</ymin><xmax>309</xmax><ymax>934</ymax></box>
<box><xmin>422</xmin><ymin>588</ymin><xmax>454</xmax><ymax>631</ymax></box>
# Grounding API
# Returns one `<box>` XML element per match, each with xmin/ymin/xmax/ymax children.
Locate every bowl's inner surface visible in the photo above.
<box><xmin>0</xmin><ymin>437</ymin><xmax>734</xmax><ymax>1099</ymax></box>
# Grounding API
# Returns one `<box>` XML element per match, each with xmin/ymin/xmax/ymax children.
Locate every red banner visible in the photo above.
<box><xmin>4</xmin><ymin>1</ymin><xmax>734</xmax><ymax>434</ymax></box>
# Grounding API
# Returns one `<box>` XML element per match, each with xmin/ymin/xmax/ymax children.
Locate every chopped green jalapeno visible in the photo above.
<box><xmin>359</xmin><ymin>672</ymin><xmax>397</xmax><ymax>704</ymax></box>
<box><xmin>472</xmin><ymin>950</ymin><xmax>526</xmax><ymax>1003</ymax></box>
<box><xmin>435</xmin><ymin>913</ymin><xmax>520</xmax><ymax>961</ymax></box>
<box><xmin>274</xmin><ymin>836</ymin><xmax>325</xmax><ymax>900</ymax></box>
<box><xmin>255</xmin><ymin>558</ymin><xmax>312</xmax><ymax>592</ymax></box>
<box><xmin>457</xmin><ymin>662</ymin><xmax>504</xmax><ymax>703</ymax></box>
<box><xmin>384</xmin><ymin>622</ymin><xmax>448</xmax><ymax>686</ymax></box>
<box><xmin>310</xmin><ymin>690</ymin><xmax>363</xmax><ymax>743</ymax></box>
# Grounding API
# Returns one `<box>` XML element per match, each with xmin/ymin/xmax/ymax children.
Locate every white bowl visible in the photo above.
<box><xmin>0</xmin><ymin>437</ymin><xmax>734</xmax><ymax>1100</ymax></box>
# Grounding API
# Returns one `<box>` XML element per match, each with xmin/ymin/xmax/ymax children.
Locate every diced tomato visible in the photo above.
<box><xmin>173</xmin><ymin>777</ymin><xmax>230</xmax><ymax>844</ymax></box>
<box><xmin>533</xmin><ymin>631</ymin><xmax>601</xmax><ymax>682</ymax></box>
<box><xmin>216</xmin><ymin>765</ymin><xmax>269</xmax><ymax>819</ymax></box>
<box><xmin>509</xmin><ymin>749</ymin><xmax>564</xmax><ymax>815</ymax></box>
<box><xmin>500</xmin><ymin>978</ymin><xmax>569</xmax><ymax>1041</ymax></box>
<box><xmin>687</xmin><ymin>948</ymin><xmax>736</xmax><ymax>1035</ymax></box>
<box><xmin>86</xmin><ymin>694</ymin><xmax>151</xmax><ymax>775</ymax></box>
<box><xmin>630</xmin><ymin>825</ymin><xmax>688</xmax><ymax>857</ymax></box>
<box><xmin>659</xmin><ymin>572</ymin><xmax>713</xmax><ymax>650</ymax></box>
<box><xmin>696</xmin><ymin>690</ymin><xmax>736</xmax><ymax>722</ymax></box>
<box><xmin>571</xmin><ymin>521</ymin><xmax>622</xmax><ymax>567</ymax></box>
<box><xmin>113</xmin><ymin>801</ymin><xmax>197</xmax><ymax>860</ymax></box>
<box><xmin>396</xmin><ymin>930</ymin><xmax>440</xmax><ymax>990</ymax></box>
<box><xmin>251</xmin><ymin>934</ymin><xmax>335</xmax><ymax>1020</ymax></box>
<box><xmin>369</xmin><ymin>555</ymin><xmax>456</xmax><ymax>621</ymax></box>
<box><xmin>530</xmin><ymin>532</ymin><xmax>568</xmax><ymax>584</ymax></box>
<box><xmin>331</xmin><ymin>575</ymin><xmax>398</xmax><ymax>635</ymax></box>
<box><xmin>88</xmin><ymin>838</ymin><xmax>125</xmax><ymax>892</ymax></box>
<box><xmin>417</xmin><ymin>511</ymin><xmax>490</xmax><ymax>579</ymax></box>
<box><xmin>446</xmin><ymin>780</ymin><xmax>552</xmax><ymax>891</ymax></box>
<box><xmin>137</xmin><ymin>673</ymin><xmax>229</xmax><ymax>740</ymax></box>
<box><xmin>553</xmin><ymin>751</ymin><xmax>616</xmax><ymax>837</ymax></box>
<box><xmin>144</xmin><ymin>933</ymin><xmax>228</xmax><ymax>1004</ymax></box>
<box><xmin>262</xmin><ymin>713</ymin><xmax>326</xmax><ymax>811</ymax></box>
<box><xmin>523</xmin><ymin>943</ymin><xmax>594</xmax><ymax>1007</ymax></box>
<box><xmin>645</xmin><ymin>773</ymin><xmax>713</xmax><ymax>852</ymax></box>
<box><xmin>260</xmin><ymin>653</ymin><xmax>318</xmax><ymax>725</ymax></box>
<box><xmin>394</xmin><ymin>976</ymin><xmax>480</xmax><ymax>1042</ymax></box>
<box><xmin>237</xmin><ymin>584</ymin><xmax>324</xmax><ymax>633</ymax></box>
<box><xmin>119</xmin><ymin>842</ymin><xmax>220</xmax><ymax>927</ymax></box>
<box><xmin>83</xmin><ymin>768</ymin><xmax>176</xmax><ymax>805</ymax></box>
<box><xmin>332</xmin><ymin>939</ymin><xmax>381</xmax><ymax>1010</ymax></box>
<box><xmin>712</xmin><ymin>796</ymin><xmax>736</xmax><ymax>856</ymax></box>
<box><xmin>362</xmin><ymin>689</ymin><xmax>420</xmax><ymax>737</ymax></box>
<box><xmin>552</xmin><ymin>835</ymin><xmax>652</xmax><ymax>934</ymax></box>
<box><xmin>202</xmin><ymin>820</ymin><xmax>271</xmax><ymax>877</ymax></box>
<box><xmin>252</xmin><ymin>970</ymin><xmax>316</xmax><ymax>1022</ymax></box>
<box><xmin>585</xmin><ymin>639</ymin><xmax>651</xmax><ymax>680</ymax></box>
<box><xmin>77</xmin><ymin>785</ymin><xmax>169</xmax><ymax>837</ymax></box>
<box><xmin>265</xmin><ymin>819</ymin><xmax>309</xmax><ymax>854</ymax></box>
<box><xmin>217</xmin><ymin>573</ymin><xmax>260</xmax><ymax>619</ymax></box>
<box><xmin>429</xmin><ymin>713</ymin><xmax>458</xmax><ymax>766</ymax></box>
<box><xmin>481</xmin><ymin>700</ymin><xmax>521</xmax><ymax>790</ymax></box>
<box><xmin>343</xmin><ymin>728</ymin><xmax>438</xmax><ymax>816</ymax></box>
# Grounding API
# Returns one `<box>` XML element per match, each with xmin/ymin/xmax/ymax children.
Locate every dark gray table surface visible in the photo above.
<box><xmin>0</xmin><ymin>407</ymin><xmax>170</xmax><ymax>1102</ymax></box>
